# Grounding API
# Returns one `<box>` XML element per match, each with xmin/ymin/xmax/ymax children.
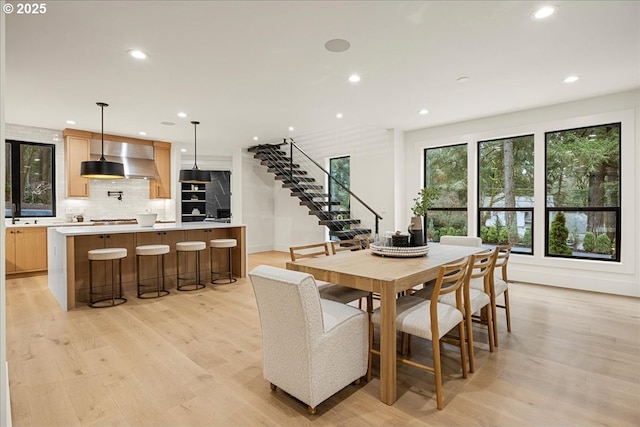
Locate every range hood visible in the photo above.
<box><xmin>89</xmin><ymin>140</ymin><xmax>159</xmax><ymax>179</ymax></box>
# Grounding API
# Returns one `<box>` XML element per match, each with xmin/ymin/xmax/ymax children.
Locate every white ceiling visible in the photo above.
<box><xmin>5</xmin><ymin>1</ymin><xmax>639</xmax><ymax>155</ymax></box>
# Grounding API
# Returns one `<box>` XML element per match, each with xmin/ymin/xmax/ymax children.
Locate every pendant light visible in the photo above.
<box><xmin>179</xmin><ymin>120</ymin><xmax>211</xmax><ymax>183</ymax></box>
<box><xmin>80</xmin><ymin>102</ymin><xmax>125</xmax><ymax>179</ymax></box>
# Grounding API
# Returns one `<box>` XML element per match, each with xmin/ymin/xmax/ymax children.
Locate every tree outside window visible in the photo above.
<box><xmin>478</xmin><ymin>135</ymin><xmax>534</xmax><ymax>254</ymax></box>
<box><xmin>424</xmin><ymin>144</ymin><xmax>467</xmax><ymax>242</ymax></box>
<box><xmin>545</xmin><ymin>123</ymin><xmax>620</xmax><ymax>261</ymax></box>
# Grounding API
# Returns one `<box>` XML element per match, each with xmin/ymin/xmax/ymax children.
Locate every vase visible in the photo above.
<box><xmin>408</xmin><ymin>216</ymin><xmax>424</xmax><ymax>246</ymax></box>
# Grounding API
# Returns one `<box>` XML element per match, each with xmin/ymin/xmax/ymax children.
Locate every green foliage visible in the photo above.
<box><xmin>595</xmin><ymin>234</ymin><xmax>612</xmax><ymax>254</ymax></box>
<box><xmin>480</xmin><ymin>226</ymin><xmax>489</xmax><ymax>242</ymax></box>
<box><xmin>498</xmin><ymin>227</ymin><xmax>509</xmax><ymax>244</ymax></box>
<box><xmin>330</xmin><ymin>156</ymin><xmax>350</xmax><ymax>211</ymax></box>
<box><xmin>549</xmin><ymin>212</ymin><xmax>572</xmax><ymax>255</ymax></box>
<box><xmin>425</xmin><ymin>144</ymin><xmax>467</xmax><ymax>208</ymax></box>
<box><xmin>486</xmin><ymin>226</ymin><xmax>498</xmax><ymax>243</ymax></box>
<box><xmin>583</xmin><ymin>232</ymin><xmax>595</xmax><ymax>252</ymax></box>
<box><xmin>411</xmin><ymin>186</ymin><xmax>441</xmax><ymax>217</ymax></box>
<box><xmin>521</xmin><ymin>227</ymin><xmax>532</xmax><ymax>247</ymax></box>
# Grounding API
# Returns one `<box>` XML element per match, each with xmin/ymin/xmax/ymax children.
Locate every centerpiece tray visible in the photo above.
<box><xmin>370</xmin><ymin>242</ymin><xmax>429</xmax><ymax>258</ymax></box>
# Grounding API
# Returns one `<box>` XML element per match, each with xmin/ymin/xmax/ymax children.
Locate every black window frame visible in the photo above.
<box><xmin>5</xmin><ymin>139</ymin><xmax>57</xmax><ymax>218</ymax></box>
<box><xmin>544</xmin><ymin>122</ymin><xmax>621</xmax><ymax>262</ymax></box>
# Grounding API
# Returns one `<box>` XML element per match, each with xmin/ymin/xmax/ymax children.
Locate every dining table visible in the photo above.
<box><xmin>286</xmin><ymin>243</ymin><xmax>485</xmax><ymax>405</ymax></box>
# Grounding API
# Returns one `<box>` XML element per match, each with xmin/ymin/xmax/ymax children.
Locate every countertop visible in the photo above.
<box><xmin>49</xmin><ymin>221</ymin><xmax>245</xmax><ymax>236</ymax></box>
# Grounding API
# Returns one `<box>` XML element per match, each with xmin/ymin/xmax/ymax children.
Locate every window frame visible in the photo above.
<box><xmin>5</xmin><ymin>139</ymin><xmax>57</xmax><ymax>218</ymax></box>
<box><xmin>543</xmin><ymin>122</ymin><xmax>621</xmax><ymax>262</ymax></box>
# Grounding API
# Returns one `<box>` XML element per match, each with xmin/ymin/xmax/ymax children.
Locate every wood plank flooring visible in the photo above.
<box><xmin>6</xmin><ymin>251</ymin><xmax>640</xmax><ymax>426</ymax></box>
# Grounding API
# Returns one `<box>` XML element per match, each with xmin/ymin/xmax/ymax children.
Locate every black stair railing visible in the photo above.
<box><xmin>287</xmin><ymin>138</ymin><xmax>383</xmax><ymax>238</ymax></box>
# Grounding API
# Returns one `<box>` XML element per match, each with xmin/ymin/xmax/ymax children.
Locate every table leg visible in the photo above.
<box><xmin>379</xmin><ymin>280</ymin><xmax>397</xmax><ymax>405</ymax></box>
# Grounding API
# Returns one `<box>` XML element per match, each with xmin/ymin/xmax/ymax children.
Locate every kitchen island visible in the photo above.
<box><xmin>48</xmin><ymin>222</ymin><xmax>246</xmax><ymax>310</ymax></box>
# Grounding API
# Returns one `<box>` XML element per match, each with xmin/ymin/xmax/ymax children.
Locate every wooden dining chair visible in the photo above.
<box><xmin>289</xmin><ymin>242</ymin><xmax>371</xmax><ymax>307</ymax></box>
<box><xmin>369</xmin><ymin>258</ymin><xmax>470</xmax><ymax>410</ymax></box>
<box><xmin>330</xmin><ymin>236</ymin><xmax>370</xmax><ymax>254</ymax></box>
<box><xmin>471</xmin><ymin>244</ymin><xmax>512</xmax><ymax>346</ymax></box>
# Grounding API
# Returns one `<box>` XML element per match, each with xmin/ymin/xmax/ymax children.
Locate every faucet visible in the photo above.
<box><xmin>11</xmin><ymin>203</ymin><xmax>18</xmax><ymax>224</ymax></box>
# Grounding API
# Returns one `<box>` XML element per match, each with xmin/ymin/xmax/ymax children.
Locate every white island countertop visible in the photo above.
<box><xmin>51</xmin><ymin>221</ymin><xmax>245</xmax><ymax>236</ymax></box>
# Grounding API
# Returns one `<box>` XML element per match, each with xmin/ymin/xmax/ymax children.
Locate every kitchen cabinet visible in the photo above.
<box><xmin>135</xmin><ymin>230</ymin><xmax>185</xmax><ymax>287</ymax></box>
<box><xmin>73</xmin><ymin>233</ymin><xmax>135</xmax><ymax>303</ymax></box>
<box><xmin>64</xmin><ymin>130</ymin><xmax>92</xmax><ymax>197</ymax></box>
<box><xmin>181</xmin><ymin>183</ymin><xmax>207</xmax><ymax>222</ymax></box>
<box><xmin>5</xmin><ymin>227</ymin><xmax>48</xmax><ymax>274</ymax></box>
<box><xmin>150</xmin><ymin>141</ymin><xmax>171</xmax><ymax>199</ymax></box>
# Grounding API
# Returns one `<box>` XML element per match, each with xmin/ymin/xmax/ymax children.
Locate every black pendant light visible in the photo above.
<box><xmin>179</xmin><ymin>120</ymin><xmax>211</xmax><ymax>183</ymax></box>
<box><xmin>80</xmin><ymin>102</ymin><xmax>125</xmax><ymax>179</ymax></box>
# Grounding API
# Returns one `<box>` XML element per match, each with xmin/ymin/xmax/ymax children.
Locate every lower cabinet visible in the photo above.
<box><xmin>135</xmin><ymin>230</ymin><xmax>185</xmax><ymax>288</ymax></box>
<box><xmin>73</xmin><ymin>233</ymin><xmax>136</xmax><ymax>303</ymax></box>
<box><xmin>5</xmin><ymin>227</ymin><xmax>48</xmax><ymax>274</ymax></box>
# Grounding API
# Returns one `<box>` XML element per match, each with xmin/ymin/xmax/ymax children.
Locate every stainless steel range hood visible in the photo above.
<box><xmin>89</xmin><ymin>140</ymin><xmax>159</xmax><ymax>179</ymax></box>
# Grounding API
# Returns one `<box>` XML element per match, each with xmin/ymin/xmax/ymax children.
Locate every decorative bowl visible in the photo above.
<box><xmin>136</xmin><ymin>213</ymin><xmax>157</xmax><ymax>227</ymax></box>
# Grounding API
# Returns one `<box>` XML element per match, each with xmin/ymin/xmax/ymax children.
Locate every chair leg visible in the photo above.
<box><xmin>504</xmin><ymin>289</ymin><xmax>512</xmax><ymax>332</ymax></box>
<box><xmin>366</xmin><ymin>305</ymin><xmax>373</xmax><ymax>383</ymax></box>
<box><xmin>433</xmin><ymin>337</ymin><xmax>444</xmax><ymax>410</ymax></box>
<box><xmin>491</xmin><ymin>290</ymin><xmax>499</xmax><ymax>348</ymax></box>
<box><xmin>465</xmin><ymin>311</ymin><xmax>475</xmax><ymax>373</ymax></box>
<box><xmin>307</xmin><ymin>406</ymin><xmax>316</xmax><ymax>415</ymax></box>
<box><xmin>458</xmin><ymin>320</ymin><xmax>468</xmax><ymax>380</ymax></box>
<box><xmin>486</xmin><ymin>302</ymin><xmax>495</xmax><ymax>353</ymax></box>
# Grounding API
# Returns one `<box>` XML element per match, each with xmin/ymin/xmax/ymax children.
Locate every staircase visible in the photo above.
<box><xmin>248</xmin><ymin>141</ymin><xmax>381</xmax><ymax>241</ymax></box>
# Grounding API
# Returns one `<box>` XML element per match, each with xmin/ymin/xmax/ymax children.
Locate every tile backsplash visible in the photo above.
<box><xmin>6</xmin><ymin>123</ymin><xmax>176</xmax><ymax>222</ymax></box>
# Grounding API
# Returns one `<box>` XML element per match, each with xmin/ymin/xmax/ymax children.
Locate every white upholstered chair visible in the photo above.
<box><xmin>249</xmin><ymin>265</ymin><xmax>368</xmax><ymax>415</ymax></box>
<box><xmin>369</xmin><ymin>258</ymin><xmax>469</xmax><ymax>410</ymax></box>
<box><xmin>439</xmin><ymin>235</ymin><xmax>483</xmax><ymax>247</ymax></box>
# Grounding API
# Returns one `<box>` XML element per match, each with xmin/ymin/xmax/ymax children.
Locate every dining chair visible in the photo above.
<box><xmin>441</xmin><ymin>248</ymin><xmax>497</xmax><ymax>372</ymax></box>
<box><xmin>249</xmin><ymin>265</ymin><xmax>368</xmax><ymax>415</ymax></box>
<box><xmin>289</xmin><ymin>242</ymin><xmax>371</xmax><ymax>307</ymax></box>
<box><xmin>439</xmin><ymin>235</ymin><xmax>483</xmax><ymax>247</ymax></box>
<box><xmin>471</xmin><ymin>244</ymin><xmax>512</xmax><ymax>346</ymax></box>
<box><xmin>330</xmin><ymin>236</ymin><xmax>370</xmax><ymax>254</ymax></box>
<box><xmin>369</xmin><ymin>258</ymin><xmax>469</xmax><ymax>410</ymax></box>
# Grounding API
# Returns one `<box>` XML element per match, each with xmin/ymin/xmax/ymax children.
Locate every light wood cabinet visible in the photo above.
<box><xmin>150</xmin><ymin>142</ymin><xmax>171</xmax><ymax>199</ymax></box>
<box><xmin>6</xmin><ymin>227</ymin><xmax>48</xmax><ymax>274</ymax></box>
<box><xmin>64</xmin><ymin>131</ymin><xmax>91</xmax><ymax>197</ymax></box>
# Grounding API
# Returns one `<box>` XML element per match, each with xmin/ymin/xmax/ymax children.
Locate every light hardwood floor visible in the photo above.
<box><xmin>6</xmin><ymin>251</ymin><xmax>640</xmax><ymax>426</ymax></box>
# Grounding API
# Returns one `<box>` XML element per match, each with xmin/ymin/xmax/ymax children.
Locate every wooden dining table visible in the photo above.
<box><xmin>286</xmin><ymin>244</ymin><xmax>484</xmax><ymax>405</ymax></box>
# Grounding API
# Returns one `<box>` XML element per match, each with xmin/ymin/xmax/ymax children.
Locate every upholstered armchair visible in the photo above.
<box><xmin>249</xmin><ymin>265</ymin><xmax>368</xmax><ymax>415</ymax></box>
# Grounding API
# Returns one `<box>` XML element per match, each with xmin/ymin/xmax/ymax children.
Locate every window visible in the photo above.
<box><xmin>5</xmin><ymin>140</ymin><xmax>56</xmax><ymax>218</ymax></box>
<box><xmin>478</xmin><ymin>135</ymin><xmax>534</xmax><ymax>254</ymax></box>
<box><xmin>329</xmin><ymin>156</ymin><xmax>350</xmax><ymax>212</ymax></box>
<box><xmin>424</xmin><ymin>144</ymin><xmax>467</xmax><ymax>242</ymax></box>
<box><xmin>545</xmin><ymin>123</ymin><xmax>621</xmax><ymax>261</ymax></box>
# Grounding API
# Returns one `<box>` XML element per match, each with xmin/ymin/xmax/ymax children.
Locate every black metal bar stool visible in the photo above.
<box><xmin>210</xmin><ymin>238</ymin><xmax>237</xmax><ymax>284</ymax></box>
<box><xmin>88</xmin><ymin>247</ymin><xmax>127</xmax><ymax>308</ymax></box>
<box><xmin>176</xmin><ymin>241</ymin><xmax>206</xmax><ymax>291</ymax></box>
<box><xmin>136</xmin><ymin>244</ymin><xmax>171</xmax><ymax>298</ymax></box>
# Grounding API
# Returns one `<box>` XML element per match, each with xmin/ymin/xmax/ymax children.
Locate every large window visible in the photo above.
<box><xmin>478</xmin><ymin>135</ymin><xmax>534</xmax><ymax>254</ymax></box>
<box><xmin>329</xmin><ymin>155</ymin><xmax>350</xmax><ymax>213</ymax></box>
<box><xmin>5</xmin><ymin>140</ymin><xmax>56</xmax><ymax>218</ymax></box>
<box><xmin>424</xmin><ymin>144</ymin><xmax>467</xmax><ymax>242</ymax></box>
<box><xmin>545</xmin><ymin>123</ymin><xmax>621</xmax><ymax>261</ymax></box>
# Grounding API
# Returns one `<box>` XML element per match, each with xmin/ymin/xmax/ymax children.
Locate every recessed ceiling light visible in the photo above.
<box><xmin>253</xmin><ymin>136</ymin><xmax>259</xmax><ymax>141</ymax></box>
<box><xmin>336</xmin><ymin>113</ymin><xmax>343</xmax><ymax>119</ymax></box>
<box><xmin>456</xmin><ymin>76</ymin><xmax>470</xmax><ymax>83</ymax></box>
<box><xmin>161</xmin><ymin>121</ymin><xmax>175</xmax><ymax>126</ymax></box>
<box><xmin>129</xmin><ymin>49</ymin><xmax>148</xmax><ymax>59</ymax></box>
<box><xmin>177</xmin><ymin>112</ymin><xmax>187</xmax><ymax>118</ymax></box>
<box><xmin>564</xmin><ymin>75</ymin><xmax>579</xmax><ymax>83</ymax></box>
<box><xmin>348</xmin><ymin>74</ymin><xmax>361</xmax><ymax>83</ymax></box>
<box><xmin>418</xmin><ymin>109</ymin><xmax>429</xmax><ymax>115</ymax></box>
<box><xmin>324</xmin><ymin>38</ymin><xmax>351</xmax><ymax>53</ymax></box>
<box><xmin>66</xmin><ymin>120</ymin><xmax>76</xmax><ymax>125</ymax></box>
<box><xmin>533</xmin><ymin>5</ymin><xmax>557</xmax><ymax>19</ymax></box>
<box><xmin>180</xmin><ymin>148</ymin><xmax>187</xmax><ymax>153</ymax></box>
<box><xmin>138</xmin><ymin>131</ymin><xmax>147</xmax><ymax>136</ymax></box>
<box><xmin>288</xmin><ymin>126</ymin><xmax>294</xmax><ymax>132</ymax></box>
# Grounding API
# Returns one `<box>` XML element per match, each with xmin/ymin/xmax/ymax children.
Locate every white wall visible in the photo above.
<box><xmin>405</xmin><ymin>89</ymin><xmax>640</xmax><ymax>297</ymax></box>
<box><xmin>242</xmin><ymin>150</ymin><xmax>276</xmax><ymax>253</ymax></box>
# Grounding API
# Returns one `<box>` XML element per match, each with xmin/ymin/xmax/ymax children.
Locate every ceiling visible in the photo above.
<box><xmin>5</xmin><ymin>1</ymin><xmax>639</xmax><ymax>155</ymax></box>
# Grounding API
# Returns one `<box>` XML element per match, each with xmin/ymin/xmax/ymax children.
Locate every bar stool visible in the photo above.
<box><xmin>210</xmin><ymin>238</ymin><xmax>237</xmax><ymax>284</ymax></box>
<box><xmin>136</xmin><ymin>244</ymin><xmax>170</xmax><ymax>298</ymax></box>
<box><xmin>176</xmin><ymin>241</ymin><xmax>206</xmax><ymax>291</ymax></box>
<box><xmin>88</xmin><ymin>247</ymin><xmax>127</xmax><ymax>308</ymax></box>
